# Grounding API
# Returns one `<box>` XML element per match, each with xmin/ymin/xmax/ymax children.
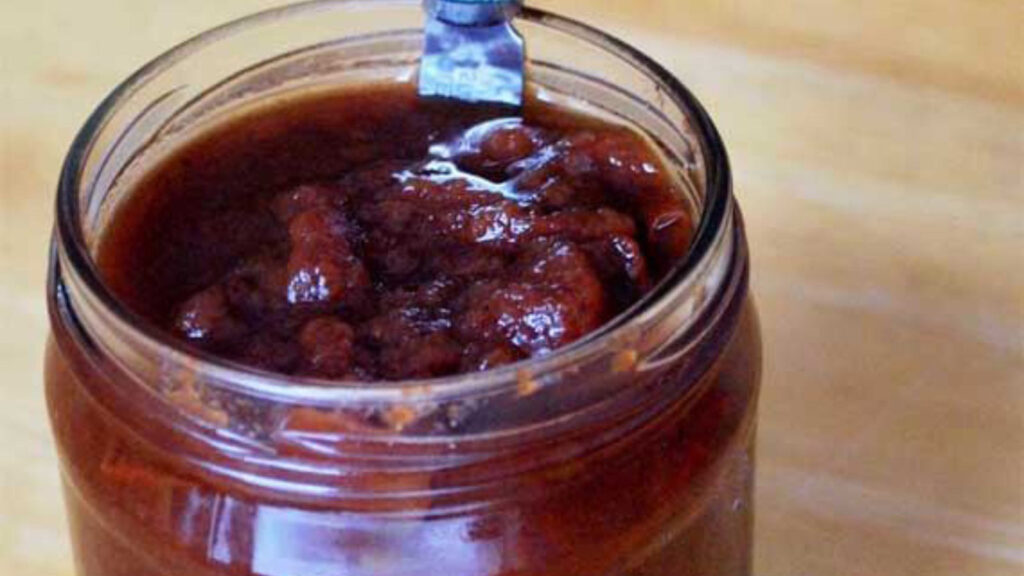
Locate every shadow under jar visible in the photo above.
<box><xmin>45</xmin><ymin>1</ymin><xmax>761</xmax><ymax>575</ymax></box>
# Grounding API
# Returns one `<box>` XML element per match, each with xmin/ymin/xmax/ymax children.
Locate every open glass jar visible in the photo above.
<box><xmin>45</xmin><ymin>1</ymin><xmax>761</xmax><ymax>574</ymax></box>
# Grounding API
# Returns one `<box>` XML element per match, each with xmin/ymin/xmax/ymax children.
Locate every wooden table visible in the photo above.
<box><xmin>2</xmin><ymin>1</ymin><xmax>1021</xmax><ymax>574</ymax></box>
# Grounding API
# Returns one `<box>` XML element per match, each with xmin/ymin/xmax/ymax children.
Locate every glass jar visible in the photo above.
<box><xmin>45</xmin><ymin>1</ymin><xmax>761</xmax><ymax>575</ymax></box>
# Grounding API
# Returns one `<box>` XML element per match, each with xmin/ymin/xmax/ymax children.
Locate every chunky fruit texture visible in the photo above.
<box><xmin>101</xmin><ymin>89</ymin><xmax>692</xmax><ymax>381</ymax></box>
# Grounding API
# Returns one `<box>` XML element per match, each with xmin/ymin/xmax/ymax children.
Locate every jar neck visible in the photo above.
<box><xmin>51</xmin><ymin>202</ymin><xmax>746</xmax><ymax>503</ymax></box>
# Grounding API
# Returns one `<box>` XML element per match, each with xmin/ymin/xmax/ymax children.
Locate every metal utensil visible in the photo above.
<box><xmin>419</xmin><ymin>0</ymin><xmax>525</xmax><ymax>107</ymax></box>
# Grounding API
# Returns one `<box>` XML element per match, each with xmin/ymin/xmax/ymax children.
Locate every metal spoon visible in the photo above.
<box><xmin>419</xmin><ymin>0</ymin><xmax>525</xmax><ymax>107</ymax></box>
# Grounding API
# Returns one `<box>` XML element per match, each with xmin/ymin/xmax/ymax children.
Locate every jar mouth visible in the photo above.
<box><xmin>55</xmin><ymin>0</ymin><xmax>733</xmax><ymax>406</ymax></box>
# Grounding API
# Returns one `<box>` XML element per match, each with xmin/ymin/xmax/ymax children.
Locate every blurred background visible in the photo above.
<box><xmin>1</xmin><ymin>0</ymin><xmax>1021</xmax><ymax>574</ymax></box>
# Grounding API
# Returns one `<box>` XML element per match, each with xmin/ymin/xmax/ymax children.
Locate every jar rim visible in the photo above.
<box><xmin>55</xmin><ymin>0</ymin><xmax>734</xmax><ymax>406</ymax></box>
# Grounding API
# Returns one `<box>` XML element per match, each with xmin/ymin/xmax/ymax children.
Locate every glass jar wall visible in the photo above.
<box><xmin>46</xmin><ymin>2</ymin><xmax>761</xmax><ymax>574</ymax></box>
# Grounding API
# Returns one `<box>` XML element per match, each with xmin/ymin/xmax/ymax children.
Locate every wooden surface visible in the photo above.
<box><xmin>1</xmin><ymin>0</ymin><xmax>1021</xmax><ymax>574</ymax></box>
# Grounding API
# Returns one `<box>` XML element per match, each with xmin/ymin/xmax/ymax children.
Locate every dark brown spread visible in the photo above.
<box><xmin>98</xmin><ymin>85</ymin><xmax>693</xmax><ymax>380</ymax></box>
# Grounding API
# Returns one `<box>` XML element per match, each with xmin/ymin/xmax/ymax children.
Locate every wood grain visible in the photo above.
<box><xmin>1</xmin><ymin>1</ymin><xmax>1021</xmax><ymax>574</ymax></box>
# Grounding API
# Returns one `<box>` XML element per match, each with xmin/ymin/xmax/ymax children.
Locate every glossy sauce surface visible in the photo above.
<box><xmin>98</xmin><ymin>85</ymin><xmax>693</xmax><ymax>380</ymax></box>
